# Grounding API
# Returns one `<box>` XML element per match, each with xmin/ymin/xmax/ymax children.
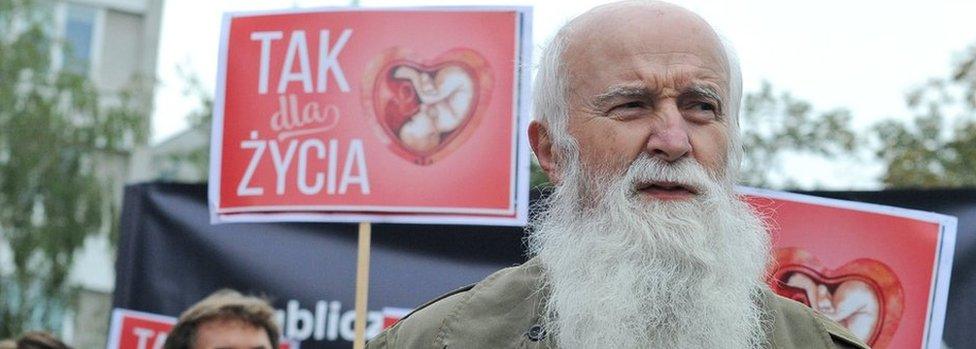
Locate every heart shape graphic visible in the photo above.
<box><xmin>362</xmin><ymin>47</ymin><xmax>493</xmax><ymax>165</ymax></box>
<box><xmin>769</xmin><ymin>248</ymin><xmax>903</xmax><ymax>348</ymax></box>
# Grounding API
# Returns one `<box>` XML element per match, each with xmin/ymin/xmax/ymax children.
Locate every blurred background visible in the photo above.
<box><xmin>1</xmin><ymin>0</ymin><xmax>975</xmax><ymax>347</ymax></box>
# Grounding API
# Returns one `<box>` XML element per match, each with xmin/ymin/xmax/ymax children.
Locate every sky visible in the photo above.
<box><xmin>150</xmin><ymin>0</ymin><xmax>976</xmax><ymax>189</ymax></box>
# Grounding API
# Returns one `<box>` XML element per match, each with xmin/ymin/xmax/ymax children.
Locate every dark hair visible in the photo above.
<box><xmin>163</xmin><ymin>289</ymin><xmax>280</xmax><ymax>349</ymax></box>
<box><xmin>16</xmin><ymin>332</ymin><xmax>71</xmax><ymax>349</ymax></box>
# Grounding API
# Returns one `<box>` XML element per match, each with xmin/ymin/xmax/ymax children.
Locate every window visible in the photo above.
<box><xmin>64</xmin><ymin>3</ymin><xmax>97</xmax><ymax>75</ymax></box>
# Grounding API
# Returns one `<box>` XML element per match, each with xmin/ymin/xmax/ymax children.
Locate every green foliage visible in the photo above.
<box><xmin>0</xmin><ymin>0</ymin><xmax>147</xmax><ymax>336</ymax></box>
<box><xmin>738</xmin><ymin>81</ymin><xmax>859</xmax><ymax>188</ymax></box>
<box><xmin>167</xmin><ymin>66</ymin><xmax>213</xmax><ymax>179</ymax></box>
<box><xmin>874</xmin><ymin>46</ymin><xmax>976</xmax><ymax>188</ymax></box>
<box><xmin>179</xmin><ymin>66</ymin><xmax>214</xmax><ymax>131</ymax></box>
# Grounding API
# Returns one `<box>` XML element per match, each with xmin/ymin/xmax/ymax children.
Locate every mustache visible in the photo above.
<box><xmin>624</xmin><ymin>155</ymin><xmax>716</xmax><ymax>197</ymax></box>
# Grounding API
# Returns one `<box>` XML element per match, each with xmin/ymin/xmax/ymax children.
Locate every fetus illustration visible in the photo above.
<box><xmin>391</xmin><ymin>65</ymin><xmax>475</xmax><ymax>152</ymax></box>
<box><xmin>785</xmin><ymin>273</ymin><xmax>880</xmax><ymax>341</ymax></box>
<box><xmin>363</xmin><ymin>47</ymin><xmax>493</xmax><ymax>165</ymax></box>
<box><xmin>770</xmin><ymin>247</ymin><xmax>903</xmax><ymax>348</ymax></box>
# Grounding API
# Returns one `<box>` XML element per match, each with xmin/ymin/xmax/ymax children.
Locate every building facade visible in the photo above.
<box><xmin>51</xmin><ymin>0</ymin><xmax>164</xmax><ymax>347</ymax></box>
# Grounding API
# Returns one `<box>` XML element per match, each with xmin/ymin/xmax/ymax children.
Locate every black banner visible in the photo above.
<box><xmin>114</xmin><ymin>182</ymin><xmax>527</xmax><ymax>348</ymax></box>
<box><xmin>114</xmin><ymin>183</ymin><xmax>976</xmax><ymax>348</ymax></box>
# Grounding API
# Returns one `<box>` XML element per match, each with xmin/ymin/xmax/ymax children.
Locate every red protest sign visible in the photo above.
<box><xmin>209</xmin><ymin>8</ymin><xmax>532</xmax><ymax>225</ymax></box>
<box><xmin>106</xmin><ymin>308</ymin><xmax>302</xmax><ymax>349</ymax></box>
<box><xmin>106</xmin><ymin>309</ymin><xmax>175</xmax><ymax>349</ymax></box>
<box><xmin>742</xmin><ymin>188</ymin><xmax>956</xmax><ymax>349</ymax></box>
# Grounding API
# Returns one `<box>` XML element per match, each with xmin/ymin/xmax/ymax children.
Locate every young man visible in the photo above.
<box><xmin>164</xmin><ymin>290</ymin><xmax>279</xmax><ymax>349</ymax></box>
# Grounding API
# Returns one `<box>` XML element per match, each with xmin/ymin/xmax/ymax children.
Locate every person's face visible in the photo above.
<box><xmin>561</xmin><ymin>5</ymin><xmax>732</xmax><ymax>202</ymax></box>
<box><xmin>192</xmin><ymin>319</ymin><xmax>272</xmax><ymax>349</ymax></box>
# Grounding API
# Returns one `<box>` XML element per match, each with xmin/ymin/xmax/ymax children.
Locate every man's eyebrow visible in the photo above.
<box><xmin>682</xmin><ymin>83</ymin><xmax>724</xmax><ymax>112</ymax></box>
<box><xmin>590</xmin><ymin>85</ymin><xmax>653</xmax><ymax>108</ymax></box>
<box><xmin>683</xmin><ymin>83</ymin><xmax>722</xmax><ymax>101</ymax></box>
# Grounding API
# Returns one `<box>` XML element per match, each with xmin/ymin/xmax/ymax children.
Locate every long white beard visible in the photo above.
<box><xmin>528</xmin><ymin>153</ymin><xmax>771</xmax><ymax>348</ymax></box>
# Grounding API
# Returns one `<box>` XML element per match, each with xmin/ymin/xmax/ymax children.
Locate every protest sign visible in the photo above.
<box><xmin>743</xmin><ymin>188</ymin><xmax>957</xmax><ymax>349</ymax></box>
<box><xmin>210</xmin><ymin>7</ymin><xmax>532</xmax><ymax>226</ymax></box>
<box><xmin>106</xmin><ymin>309</ymin><xmax>175</xmax><ymax>349</ymax></box>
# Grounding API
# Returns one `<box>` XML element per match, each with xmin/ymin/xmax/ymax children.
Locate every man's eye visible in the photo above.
<box><xmin>613</xmin><ymin>101</ymin><xmax>646</xmax><ymax>111</ymax></box>
<box><xmin>685</xmin><ymin>101</ymin><xmax>720</xmax><ymax>121</ymax></box>
<box><xmin>690</xmin><ymin>102</ymin><xmax>715</xmax><ymax>111</ymax></box>
<box><xmin>606</xmin><ymin>101</ymin><xmax>648</xmax><ymax>119</ymax></box>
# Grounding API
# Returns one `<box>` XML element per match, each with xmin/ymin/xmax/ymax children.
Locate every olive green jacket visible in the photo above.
<box><xmin>367</xmin><ymin>259</ymin><xmax>870</xmax><ymax>348</ymax></box>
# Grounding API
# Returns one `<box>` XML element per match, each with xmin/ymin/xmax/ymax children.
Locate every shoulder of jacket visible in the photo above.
<box><xmin>812</xmin><ymin>311</ymin><xmax>871</xmax><ymax>349</ymax></box>
<box><xmin>402</xmin><ymin>260</ymin><xmax>536</xmax><ymax>323</ymax></box>
<box><xmin>766</xmin><ymin>291</ymin><xmax>870</xmax><ymax>349</ymax></box>
<box><xmin>366</xmin><ymin>285</ymin><xmax>470</xmax><ymax>349</ymax></box>
<box><xmin>367</xmin><ymin>261</ymin><xmax>537</xmax><ymax>348</ymax></box>
<box><xmin>400</xmin><ymin>283</ymin><xmax>476</xmax><ymax>323</ymax></box>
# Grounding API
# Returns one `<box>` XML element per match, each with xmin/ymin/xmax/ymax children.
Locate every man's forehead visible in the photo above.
<box><xmin>562</xmin><ymin>2</ymin><xmax>729</xmax><ymax>82</ymax></box>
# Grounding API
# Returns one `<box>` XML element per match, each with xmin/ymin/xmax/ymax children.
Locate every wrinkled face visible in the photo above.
<box><xmin>193</xmin><ymin>319</ymin><xmax>272</xmax><ymax>349</ymax></box>
<box><xmin>563</xmin><ymin>7</ymin><xmax>732</xmax><ymax>201</ymax></box>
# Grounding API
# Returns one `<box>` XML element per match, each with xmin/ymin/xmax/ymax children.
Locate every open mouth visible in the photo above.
<box><xmin>635</xmin><ymin>181</ymin><xmax>700</xmax><ymax>200</ymax></box>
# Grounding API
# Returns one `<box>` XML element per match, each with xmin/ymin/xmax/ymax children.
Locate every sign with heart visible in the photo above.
<box><xmin>210</xmin><ymin>8</ymin><xmax>532</xmax><ymax>225</ymax></box>
<box><xmin>741</xmin><ymin>188</ymin><xmax>956</xmax><ymax>349</ymax></box>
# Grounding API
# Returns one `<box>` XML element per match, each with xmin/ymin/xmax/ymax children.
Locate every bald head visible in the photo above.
<box><xmin>566</xmin><ymin>1</ymin><xmax>720</xmax><ymax>38</ymax></box>
<box><xmin>530</xmin><ymin>0</ymin><xmax>743</xmax><ymax>183</ymax></box>
<box><xmin>563</xmin><ymin>1</ymin><xmax>730</xmax><ymax>91</ymax></box>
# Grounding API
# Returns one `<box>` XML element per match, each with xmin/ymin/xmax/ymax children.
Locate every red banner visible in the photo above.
<box><xmin>210</xmin><ymin>8</ymin><xmax>532</xmax><ymax>225</ymax></box>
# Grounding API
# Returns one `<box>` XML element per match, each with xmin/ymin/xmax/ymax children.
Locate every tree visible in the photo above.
<box><xmin>0</xmin><ymin>0</ymin><xmax>147</xmax><ymax>336</ymax></box>
<box><xmin>874</xmin><ymin>45</ymin><xmax>976</xmax><ymax>188</ymax></box>
<box><xmin>164</xmin><ymin>66</ymin><xmax>213</xmax><ymax>179</ymax></box>
<box><xmin>738</xmin><ymin>82</ymin><xmax>860</xmax><ymax>188</ymax></box>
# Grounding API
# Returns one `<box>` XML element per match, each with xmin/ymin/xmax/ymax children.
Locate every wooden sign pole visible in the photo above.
<box><xmin>353</xmin><ymin>221</ymin><xmax>372</xmax><ymax>349</ymax></box>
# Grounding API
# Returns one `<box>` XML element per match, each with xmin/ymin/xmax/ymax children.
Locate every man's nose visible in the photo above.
<box><xmin>645</xmin><ymin>104</ymin><xmax>691</xmax><ymax>162</ymax></box>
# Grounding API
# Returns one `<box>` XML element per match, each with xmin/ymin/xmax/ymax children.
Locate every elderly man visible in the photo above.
<box><xmin>369</xmin><ymin>1</ymin><xmax>869</xmax><ymax>348</ymax></box>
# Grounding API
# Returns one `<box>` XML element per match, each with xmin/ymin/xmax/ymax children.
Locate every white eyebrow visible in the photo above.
<box><xmin>688</xmin><ymin>84</ymin><xmax>719</xmax><ymax>99</ymax></box>
<box><xmin>591</xmin><ymin>84</ymin><xmax>653</xmax><ymax>107</ymax></box>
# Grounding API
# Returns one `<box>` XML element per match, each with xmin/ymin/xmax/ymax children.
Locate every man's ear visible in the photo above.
<box><xmin>528</xmin><ymin>120</ymin><xmax>559</xmax><ymax>183</ymax></box>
